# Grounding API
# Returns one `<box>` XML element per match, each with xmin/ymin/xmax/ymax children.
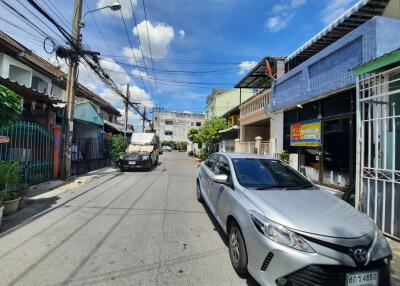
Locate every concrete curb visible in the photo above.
<box><xmin>0</xmin><ymin>172</ymin><xmax>121</xmax><ymax>238</ymax></box>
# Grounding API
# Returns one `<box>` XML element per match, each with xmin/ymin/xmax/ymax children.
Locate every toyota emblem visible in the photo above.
<box><xmin>353</xmin><ymin>248</ymin><xmax>368</xmax><ymax>263</ymax></box>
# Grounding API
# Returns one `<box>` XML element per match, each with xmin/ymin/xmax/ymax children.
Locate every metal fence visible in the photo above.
<box><xmin>0</xmin><ymin>121</ymin><xmax>54</xmax><ymax>185</ymax></box>
<box><xmin>71</xmin><ymin>137</ymin><xmax>111</xmax><ymax>175</ymax></box>
<box><xmin>356</xmin><ymin>64</ymin><xmax>400</xmax><ymax>239</ymax></box>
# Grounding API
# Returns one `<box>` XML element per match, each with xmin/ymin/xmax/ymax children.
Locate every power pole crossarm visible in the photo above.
<box><xmin>61</xmin><ymin>0</ymin><xmax>83</xmax><ymax>179</ymax></box>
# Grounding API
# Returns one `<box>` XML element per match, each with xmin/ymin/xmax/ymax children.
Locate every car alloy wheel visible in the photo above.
<box><xmin>228</xmin><ymin>222</ymin><xmax>248</xmax><ymax>276</ymax></box>
<box><xmin>230</xmin><ymin>229</ymin><xmax>240</xmax><ymax>264</ymax></box>
<box><xmin>196</xmin><ymin>182</ymin><xmax>204</xmax><ymax>202</ymax></box>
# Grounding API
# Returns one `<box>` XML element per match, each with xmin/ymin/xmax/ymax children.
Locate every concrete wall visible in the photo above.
<box><xmin>154</xmin><ymin>111</ymin><xmax>205</xmax><ymax>142</ymax></box>
<box><xmin>206</xmin><ymin>88</ymin><xmax>253</xmax><ymax>119</ymax></box>
<box><xmin>271</xmin><ymin>16</ymin><xmax>400</xmax><ymax>112</ymax></box>
<box><xmin>241</xmin><ymin>126</ymin><xmax>269</xmax><ymax>142</ymax></box>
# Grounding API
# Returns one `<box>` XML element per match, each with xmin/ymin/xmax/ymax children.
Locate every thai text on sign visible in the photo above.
<box><xmin>290</xmin><ymin>120</ymin><xmax>321</xmax><ymax>147</ymax></box>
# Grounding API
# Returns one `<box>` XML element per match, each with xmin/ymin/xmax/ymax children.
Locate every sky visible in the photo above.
<box><xmin>0</xmin><ymin>0</ymin><xmax>359</xmax><ymax>129</ymax></box>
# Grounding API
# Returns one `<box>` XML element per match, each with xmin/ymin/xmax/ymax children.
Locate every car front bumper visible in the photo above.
<box><xmin>243</xmin><ymin>225</ymin><xmax>392</xmax><ymax>286</ymax></box>
<box><xmin>119</xmin><ymin>160</ymin><xmax>148</xmax><ymax>169</ymax></box>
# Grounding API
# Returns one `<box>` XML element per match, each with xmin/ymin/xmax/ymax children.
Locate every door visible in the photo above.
<box><xmin>202</xmin><ymin>154</ymin><xmax>219</xmax><ymax>210</ymax></box>
<box><xmin>211</xmin><ymin>155</ymin><xmax>232</xmax><ymax>222</ymax></box>
<box><xmin>321</xmin><ymin>117</ymin><xmax>352</xmax><ymax>189</ymax></box>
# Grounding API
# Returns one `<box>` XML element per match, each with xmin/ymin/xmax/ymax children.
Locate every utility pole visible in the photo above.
<box><xmin>124</xmin><ymin>83</ymin><xmax>130</xmax><ymax>142</ymax></box>
<box><xmin>61</xmin><ymin>0</ymin><xmax>83</xmax><ymax>179</ymax></box>
<box><xmin>142</xmin><ymin>107</ymin><xmax>146</xmax><ymax>132</ymax></box>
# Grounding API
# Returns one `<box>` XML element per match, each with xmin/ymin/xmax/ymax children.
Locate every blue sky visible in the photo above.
<box><xmin>0</xmin><ymin>0</ymin><xmax>358</xmax><ymax>128</ymax></box>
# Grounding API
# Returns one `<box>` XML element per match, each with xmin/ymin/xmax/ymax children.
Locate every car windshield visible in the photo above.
<box><xmin>232</xmin><ymin>158</ymin><xmax>313</xmax><ymax>190</ymax></box>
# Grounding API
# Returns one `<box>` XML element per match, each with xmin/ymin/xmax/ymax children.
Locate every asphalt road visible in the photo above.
<box><xmin>0</xmin><ymin>152</ymin><xmax>258</xmax><ymax>286</ymax></box>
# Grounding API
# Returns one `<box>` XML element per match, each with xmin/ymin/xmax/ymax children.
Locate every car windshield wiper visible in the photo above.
<box><xmin>251</xmin><ymin>184</ymin><xmax>293</xmax><ymax>190</ymax></box>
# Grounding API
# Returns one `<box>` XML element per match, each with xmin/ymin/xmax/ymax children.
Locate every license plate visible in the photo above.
<box><xmin>128</xmin><ymin>161</ymin><xmax>136</xmax><ymax>165</ymax></box>
<box><xmin>346</xmin><ymin>271</ymin><xmax>379</xmax><ymax>286</ymax></box>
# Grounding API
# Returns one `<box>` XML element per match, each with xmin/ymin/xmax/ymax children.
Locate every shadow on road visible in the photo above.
<box><xmin>200</xmin><ymin>201</ymin><xmax>260</xmax><ymax>286</ymax></box>
<box><xmin>0</xmin><ymin>196</ymin><xmax>59</xmax><ymax>235</ymax></box>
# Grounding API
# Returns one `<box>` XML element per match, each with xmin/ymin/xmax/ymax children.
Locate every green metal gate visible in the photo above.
<box><xmin>0</xmin><ymin>121</ymin><xmax>54</xmax><ymax>185</ymax></box>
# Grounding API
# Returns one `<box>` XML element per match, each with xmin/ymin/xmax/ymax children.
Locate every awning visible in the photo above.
<box><xmin>286</xmin><ymin>0</ymin><xmax>391</xmax><ymax>68</ymax></box>
<box><xmin>235</xmin><ymin>57</ymin><xmax>285</xmax><ymax>88</ymax></box>
<box><xmin>218</xmin><ymin>125</ymin><xmax>239</xmax><ymax>134</ymax></box>
<box><xmin>0</xmin><ymin>77</ymin><xmax>62</xmax><ymax>104</ymax></box>
<box><xmin>355</xmin><ymin>48</ymin><xmax>400</xmax><ymax>75</ymax></box>
<box><xmin>104</xmin><ymin>120</ymin><xmax>133</xmax><ymax>134</ymax></box>
<box><xmin>218</xmin><ymin>125</ymin><xmax>239</xmax><ymax>140</ymax></box>
<box><xmin>74</xmin><ymin>102</ymin><xmax>103</xmax><ymax>126</ymax></box>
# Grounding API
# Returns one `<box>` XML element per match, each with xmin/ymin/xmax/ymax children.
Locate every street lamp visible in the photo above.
<box><xmin>80</xmin><ymin>2</ymin><xmax>121</xmax><ymax>27</ymax></box>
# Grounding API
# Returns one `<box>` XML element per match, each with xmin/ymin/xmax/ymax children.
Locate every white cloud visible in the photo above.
<box><xmin>100</xmin><ymin>84</ymin><xmax>154</xmax><ymax>109</ymax></box>
<box><xmin>179</xmin><ymin>29</ymin><xmax>185</xmax><ymax>39</ymax></box>
<box><xmin>99</xmin><ymin>58</ymin><xmax>131</xmax><ymax>85</ymax></box>
<box><xmin>117</xmin><ymin>108</ymin><xmax>142</xmax><ymax>125</ymax></box>
<box><xmin>320</xmin><ymin>0</ymin><xmax>358</xmax><ymax>24</ymax></box>
<box><xmin>266</xmin><ymin>0</ymin><xmax>306</xmax><ymax>32</ymax></box>
<box><xmin>238</xmin><ymin>61</ymin><xmax>257</xmax><ymax>75</ymax></box>
<box><xmin>122</xmin><ymin>46</ymin><xmax>142</xmax><ymax>63</ymax></box>
<box><xmin>131</xmin><ymin>68</ymin><xmax>153</xmax><ymax>81</ymax></box>
<box><xmin>123</xmin><ymin>20</ymin><xmax>175</xmax><ymax>61</ymax></box>
<box><xmin>96</xmin><ymin>0</ymin><xmax>136</xmax><ymax>18</ymax></box>
<box><xmin>100</xmin><ymin>88</ymin><xmax>125</xmax><ymax>106</ymax></box>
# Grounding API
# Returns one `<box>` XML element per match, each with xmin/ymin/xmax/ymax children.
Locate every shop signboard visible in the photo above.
<box><xmin>290</xmin><ymin>119</ymin><xmax>321</xmax><ymax>147</ymax></box>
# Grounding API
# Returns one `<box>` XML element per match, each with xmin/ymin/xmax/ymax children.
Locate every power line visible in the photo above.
<box><xmin>15</xmin><ymin>0</ymin><xmax>66</xmax><ymax>44</ymax></box>
<box><xmin>99</xmin><ymin>58</ymin><xmax>242</xmax><ymax>74</ymax></box>
<box><xmin>99</xmin><ymin>54</ymin><xmax>241</xmax><ymax>65</ymax></box>
<box><xmin>141</xmin><ymin>0</ymin><xmax>160</xmax><ymax>100</ymax></box>
<box><xmin>116</xmin><ymin>0</ymin><xmax>154</xmax><ymax>101</ymax></box>
<box><xmin>25</xmin><ymin>0</ymin><xmax>150</xmax><ymax>122</ymax></box>
<box><xmin>129</xmin><ymin>0</ymin><xmax>158</xmax><ymax>105</ymax></box>
<box><xmin>102</xmin><ymin>67</ymin><xmax>234</xmax><ymax>86</ymax></box>
<box><xmin>0</xmin><ymin>1</ymin><xmax>60</xmax><ymax>44</ymax></box>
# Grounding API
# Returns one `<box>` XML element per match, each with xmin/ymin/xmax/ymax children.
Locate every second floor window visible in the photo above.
<box><xmin>165</xmin><ymin>120</ymin><xmax>174</xmax><ymax>125</ymax></box>
<box><xmin>165</xmin><ymin>131</ymin><xmax>173</xmax><ymax>136</ymax></box>
<box><xmin>196</xmin><ymin>122</ymin><xmax>201</xmax><ymax>127</ymax></box>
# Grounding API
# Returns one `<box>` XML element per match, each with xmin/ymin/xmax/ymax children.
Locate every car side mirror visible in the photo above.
<box><xmin>213</xmin><ymin>174</ymin><xmax>228</xmax><ymax>185</ymax></box>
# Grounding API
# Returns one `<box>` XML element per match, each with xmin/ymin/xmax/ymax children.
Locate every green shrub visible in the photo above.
<box><xmin>197</xmin><ymin>150</ymin><xmax>211</xmax><ymax>161</ymax></box>
<box><xmin>111</xmin><ymin>135</ymin><xmax>125</xmax><ymax>160</ymax></box>
<box><xmin>279</xmin><ymin>150</ymin><xmax>290</xmax><ymax>164</ymax></box>
<box><xmin>0</xmin><ymin>161</ymin><xmax>22</xmax><ymax>201</ymax></box>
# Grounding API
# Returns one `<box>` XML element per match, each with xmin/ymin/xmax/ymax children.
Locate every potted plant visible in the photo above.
<box><xmin>0</xmin><ymin>161</ymin><xmax>22</xmax><ymax>216</ymax></box>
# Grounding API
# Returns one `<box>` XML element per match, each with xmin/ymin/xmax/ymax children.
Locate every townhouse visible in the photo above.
<box><xmin>0</xmin><ymin>32</ymin><xmax>122</xmax><ymax>181</ymax></box>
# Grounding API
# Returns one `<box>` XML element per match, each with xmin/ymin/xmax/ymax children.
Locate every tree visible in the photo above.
<box><xmin>187</xmin><ymin>128</ymin><xmax>199</xmax><ymax>143</ymax></box>
<box><xmin>196</xmin><ymin>117</ymin><xmax>229</xmax><ymax>145</ymax></box>
<box><xmin>111</xmin><ymin>135</ymin><xmax>125</xmax><ymax>160</ymax></box>
<box><xmin>0</xmin><ymin>85</ymin><xmax>22</xmax><ymax>127</ymax></box>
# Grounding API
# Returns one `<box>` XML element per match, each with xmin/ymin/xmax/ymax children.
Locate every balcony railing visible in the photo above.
<box><xmin>234</xmin><ymin>138</ymin><xmax>273</xmax><ymax>156</ymax></box>
<box><xmin>240</xmin><ymin>89</ymin><xmax>270</xmax><ymax>117</ymax></box>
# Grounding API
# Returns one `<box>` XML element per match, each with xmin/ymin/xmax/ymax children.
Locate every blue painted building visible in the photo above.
<box><xmin>270</xmin><ymin>16</ymin><xmax>400</xmax><ymax>190</ymax></box>
<box><xmin>271</xmin><ymin>16</ymin><xmax>400</xmax><ymax>112</ymax></box>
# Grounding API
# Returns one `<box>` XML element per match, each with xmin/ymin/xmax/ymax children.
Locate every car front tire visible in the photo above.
<box><xmin>228</xmin><ymin>221</ymin><xmax>248</xmax><ymax>276</ymax></box>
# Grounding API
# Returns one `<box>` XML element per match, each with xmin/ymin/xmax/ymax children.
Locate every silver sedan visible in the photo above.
<box><xmin>196</xmin><ymin>152</ymin><xmax>392</xmax><ymax>286</ymax></box>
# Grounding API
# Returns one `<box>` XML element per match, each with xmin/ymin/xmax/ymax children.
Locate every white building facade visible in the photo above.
<box><xmin>154</xmin><ymin>111</ymin><xmax>205</xmax><ymax>142</ymax></box>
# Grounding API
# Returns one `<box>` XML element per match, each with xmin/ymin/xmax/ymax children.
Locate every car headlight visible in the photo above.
<box><xmin>141</xmin><ymin>155</ymin><xmax>149</xmax><ymax>160</ymax></box>
<box><xmin>249</xmin><ymin>210</ymin><xmax>315</xmax><ymax>253</ymax></box>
